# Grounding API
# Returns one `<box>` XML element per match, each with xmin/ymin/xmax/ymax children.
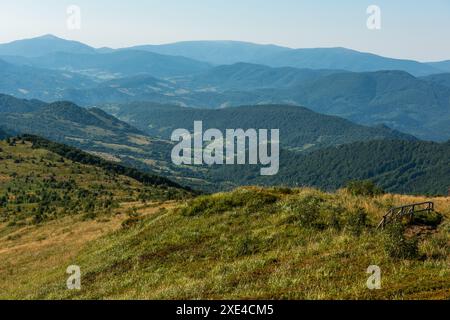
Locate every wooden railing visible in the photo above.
<box><xmin>377</xmin><ymin>201</ymin><xmax>434</xmax><ymax>230</ymax></box>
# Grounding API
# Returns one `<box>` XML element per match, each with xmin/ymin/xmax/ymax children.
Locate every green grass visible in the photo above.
<box><xmin>0</xmin><ymin>139</ymin><xmax>190</xmax><ymax>225</ymax></box>
<box><xmin>2</xmin><ymin>187</ymin><xmax>448</xmax><ymax>300</ymax></box>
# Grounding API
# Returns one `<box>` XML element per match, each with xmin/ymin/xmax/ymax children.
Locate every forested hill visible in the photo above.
<box><xmin>0</xmin><ymin>136</ymin><xmax>192</xmax><ymax>225</ymax></box>
<box><xmin>21</xmin><ymin>135</ymin><xmax>188</xmax><ymax>190</ymax></box>
<box><xmin>103</xmin><ymin>103</ymin><xmax>415</xmax><ymax>152</ymax></box>
<box><xmin>207</xmin><ymin>139</ymin><xmax>450</xmax><ymax>195</ymax></box>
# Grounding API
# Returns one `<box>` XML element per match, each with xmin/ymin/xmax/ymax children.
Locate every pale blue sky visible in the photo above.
<box><xmin>0</xmin><ymin>0</ymin><xmax>449</xmax><ymax>61</ymax></box>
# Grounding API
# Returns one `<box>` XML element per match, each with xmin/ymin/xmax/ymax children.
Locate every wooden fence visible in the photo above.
<box><xmin>377</xmin><ymin>201</ymin><xmax>434</xmax><ymax>229</ymax></box>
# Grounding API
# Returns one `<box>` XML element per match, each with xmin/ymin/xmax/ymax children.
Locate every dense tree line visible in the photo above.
<box><xmin>207</xmin><ymin>140</ymin><xmax>450</xmax><ymax>195</ymax></box>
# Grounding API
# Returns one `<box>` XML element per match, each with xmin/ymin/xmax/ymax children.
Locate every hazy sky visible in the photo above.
<box><xmin>1</xmin><ymin>0</ymin><xmax>449</xmax><ymax>61</ymax></box>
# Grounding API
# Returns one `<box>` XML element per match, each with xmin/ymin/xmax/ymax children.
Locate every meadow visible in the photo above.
<box><xmin>1</xmin><ymin>185</ymin><xmax>448</xmax><ymax>299</ymax></box>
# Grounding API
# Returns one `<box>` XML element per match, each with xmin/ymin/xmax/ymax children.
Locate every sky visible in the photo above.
<box><xmin>0</xmin><ymin>0</ymin><xmax>449</xmax><ymax>62</ymax></box>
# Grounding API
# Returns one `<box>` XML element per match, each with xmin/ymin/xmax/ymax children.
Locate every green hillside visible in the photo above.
<box><xmin>2</xmin><ymin>187</ymin><xmax>448</xmax><ymax>299</ymax></box>
<box><xmin>0</xmin><ymin>136</ymin><xmax>190</xmax><ymax>225</ymax></box>
<box><xmin>0</xmin><ymin>96</ymin><xmax>180</xmax><ymax>180</ymax></box>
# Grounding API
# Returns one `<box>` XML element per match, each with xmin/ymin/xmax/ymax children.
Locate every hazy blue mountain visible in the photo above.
<box><xmin>93</xmin><ymin>69</ymin><xmax>450</xmax><ymax>141</ymax></box>
<box><xmin>0</xmin><ymin>58</ymin><xmax>96</xmax><ymax>101</ymax></box>
<box><xmin>101</xmin><ymin>102</ymin><xmax>415</xmax><ymax>151</ymax></box>
<box><xmin>2</xmin><ymin>36</ymin><xmax>447</xmax><ymax>76</ymax></box>
<box><xmin>182</xmin><ymin>63</ymin><xmax>342</xmax><ymax>90</ymax></box>
<box><xmin>52</xmin><ymin>68</ymin><xmax>450</xmax><ymax>141</ymax></box>
<box><xmin>0</xmin><ymin>34</ymin><xmax>96</xmax><ymax>57</ymax></box>
<box><xmin>427</xmin><ymin>60</ymin><xmax>450</xmax><ymax>73</ymax></box>
<box><xmin>262</xmin><ymin>47</ymin><xmax>441</xmax><ymax>76</ymax></box>
<box><xmin>127</xmin><ymin>40</ymin><xmax>290</xmax><ymax>65</ymax></box>
<box><xmin>5</xmin><ymin>50</ymin><xmax>211</xmax><ymax>79</ymax></box>
<box><xmin>125</xmin><ymin>41</ymin><xmax>442</xmax><ymax>76</ymax></box>
<box><xmin>0</xmin><ymin>93</ymin><xmax>46</xmax><ymax>113</ymax></box>
<box><xmin>421</xmin><ymin>73</ymin><xmax>450</xmax><ymax>88</ymax></box>
<box><xmin>289</xmin><ymin>70</ymin><xmax>450</xmax><ymax>141</ymax></box>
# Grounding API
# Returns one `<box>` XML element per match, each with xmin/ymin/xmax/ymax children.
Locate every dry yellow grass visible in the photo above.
<box><xmin>0</xmin><ymin>201</ymin><xmax>175</xmax><ymax>299</ymax></box>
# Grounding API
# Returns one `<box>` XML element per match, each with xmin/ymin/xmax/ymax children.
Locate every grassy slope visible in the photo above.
<box><xmin>0</xmin><ymin>139</ymin><xmax>190</xmax><ymax>224</ymax></box>
<box><xmin>1</xmin><ymin>187</ymin><xmax>449</xmax><ymax>299</ymax></box>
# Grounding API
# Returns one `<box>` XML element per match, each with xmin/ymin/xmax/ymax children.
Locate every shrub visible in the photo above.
<box><xmin>412</xmin><ymin>211</ymin><xmax>443</xmax><ymax>227</ymax></box>
<box><xmin>282</xmin><ymin>194</ymin><xmax>324</xmax><ymax>229</ymax></box>
<box><xmin>281</xmin><ymin>194</ymin><xmax>350</xmax><ymax>230</ymax></box>
<box><xmin>383</xmin><ymin>223</ymin><xmax>419</xmax><ymax>260</ymax></box>
<box><xmin>346</xmin><ymin>180</ymin><xmax>384</xmax><ymax>197</ymax></box>
<box><xmin>179</xmin><ymin>189</ymin><xmax>278</xmax><ymax>217</ymax></box>
<box><xmin>342</xmin><ymin>207</ymin><xmax>370</xmax><ymax>236</ymax></box>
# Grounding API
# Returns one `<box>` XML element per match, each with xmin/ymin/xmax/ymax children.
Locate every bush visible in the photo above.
<box><xmin>412</xmin><ymin>211</ymin><xmax>443</xmax><ymax>227</ymax></box>
<box><xmin>342</xmin><ymin>207</ymin><xmax>369</xmax><ymax>236</ymax></box>
<box><xmin>281</xmin><ymin>194</ymin><xmax>325</xmax><ymax>229</ymax></box>
<box><xmin>179</xmin><ymin>189</ymin><xmax>278</xmax><ymax>217</ymax></box>
<box><xmin>281</xmin><ymin>194</ymin><xmax>354</xmax><ymax>231</ymax></box>
<box><xmin>383</xmin><ymin>223</ymin><xmax>419</xmax><ymax>260</ymax></box>
<box><xmin>346</xmin><ymin>180</ymin><xmax>384</xmax><ymax>197</ymax></box>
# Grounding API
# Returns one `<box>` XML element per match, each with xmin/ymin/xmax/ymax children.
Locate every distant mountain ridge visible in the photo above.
<box><xmin>1</xmin><ymin>50</ymin><xmax>211</xmax><ymax>79</ymax></box>
<box><xmin>1</xmin><ymin>36</ymin><xmax>449</xmax><ymax>76</ymax></box>
<box><xmin>0</xmin><ymin>34</ymin><xmax>96</xmax><ymax>57</ymax></box>
<box><xmin>126</xmin><ymin>40</ymin><xmax>445</xmax><ymax>76</ymax></box>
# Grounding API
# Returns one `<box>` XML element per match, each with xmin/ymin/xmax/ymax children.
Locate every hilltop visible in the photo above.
<box><xmin>1</xmin><ymin>186</ymin><xmax>448</xmax><ymax>299</ymax></box>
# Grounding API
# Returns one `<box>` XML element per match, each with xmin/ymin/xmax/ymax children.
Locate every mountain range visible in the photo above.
<box><xmin>1</xmin><ymin>35</ymin><xmax>449</xmax><ymax>76</ymax></box>
<box><xmin>3</xmin><ymin>49</ymin><xmax>450</xmax><ymax>141</ymax></box>
<box><xmin>127</xmin><ymin>40</ymin><xmax>444</xmax><ymax>76</ymax></box>
<box><xmin>1</xmin><ymin>35</ymin><xmax>450</xmax><ymax>194</ymax></box>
